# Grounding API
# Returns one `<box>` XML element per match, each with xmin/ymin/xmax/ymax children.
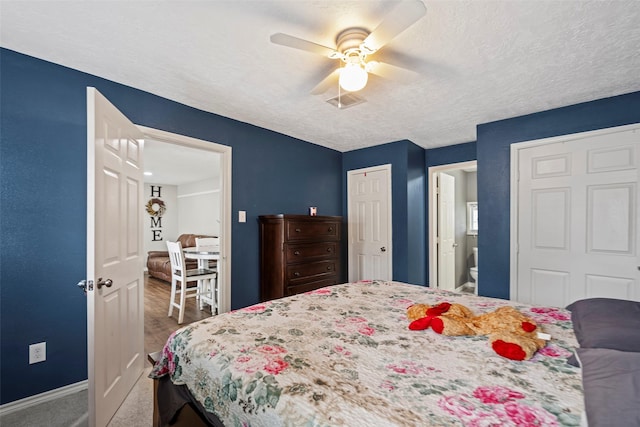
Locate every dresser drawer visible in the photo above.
<box><xmin>287</xmin><ymin>260</ymin><xmax>338</xmax><ymax>283</ymax></box>
<box><xmin>285</xmin><ymin>220</ymin><xmax>340</xmax><ymax>241</ymax></box>
<box><xmin>285</xmin><ymin>242</ymin><xmax>339</xmax><ymax>262</ymax></box>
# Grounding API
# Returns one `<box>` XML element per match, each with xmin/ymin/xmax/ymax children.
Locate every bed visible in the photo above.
<box><xmin>150</xmin><ymin>280</ymin><xmax>586</xmax><ymax>426</ymax></box>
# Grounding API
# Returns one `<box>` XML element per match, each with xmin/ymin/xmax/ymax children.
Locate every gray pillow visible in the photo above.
<box><xmin>576</xmin><ymin>348</ymin><xmax>640</xmax><ymax>427</ymax></box>
<box><xmin>566</xmin><ymin>298</ymin><xmax>640</xmax><ymax>352</ymax></box>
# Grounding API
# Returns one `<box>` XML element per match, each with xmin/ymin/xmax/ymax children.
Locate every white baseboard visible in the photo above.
<box><xmin>456</xmin><ymin>282</ymin><xmax>477</xmax><ymax>293</ymax></box>
<box><xmin>0</xmin><ymin>380</ymin><xmax>88</xmax><ymax>416</ymax></box>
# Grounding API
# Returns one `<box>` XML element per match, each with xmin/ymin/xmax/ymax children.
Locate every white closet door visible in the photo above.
<box><xmin>348</xmin><ymin>165</ymin><xmax>392</xmax><ymax>282</ymax></box>
<box><xmin>516</xmin><ymin>127</ymin><xmax>640</xmax><ymax>307</ymax></box>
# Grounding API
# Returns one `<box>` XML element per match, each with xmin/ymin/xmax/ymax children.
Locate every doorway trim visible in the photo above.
<box><xmin>509</xmin><ymin>122</ymin><xmax>640</xmax><ymax>302</ymax></box>
<box><xmin>138</xmin><ymin>126</ymin><xmax>232</xmax><ymax>313</ymax></box>
<box><xmin>428</xmin><ymin>160</ymin><xmax>477</xmax><ymax>288</ymax></box>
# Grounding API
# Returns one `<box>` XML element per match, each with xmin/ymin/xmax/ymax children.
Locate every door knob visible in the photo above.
<box><xmin>380</xmin><ymin>247</ymin><xmax>387</xmax><ymax>252</ymax></box>
<box><xmin>97</xmin><ymin>277</ymin><xmax>113</xmax><ymax>289</ymax></box>
<box><xmin>453</xmin><ymin>243</ymin><xmax>459</xmax><ymax>247</ymax></box>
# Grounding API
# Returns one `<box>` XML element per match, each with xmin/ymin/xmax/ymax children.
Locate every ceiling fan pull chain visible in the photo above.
<box><xmin>338</xmin><ymin>74</ymin><xmax>342</xmax><ymax>109</ymax></box>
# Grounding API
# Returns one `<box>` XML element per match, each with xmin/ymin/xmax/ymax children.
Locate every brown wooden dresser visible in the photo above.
<box><xmin>259</xmin><ymin>214</ymin><xmax>342</xmax><ymax>301</ymax></box>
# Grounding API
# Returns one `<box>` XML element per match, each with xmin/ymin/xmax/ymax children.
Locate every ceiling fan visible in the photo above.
<box><xmin>270</xmin><ymin>0</ymin><xmax>427</xmax><ymax>95</ymax></box>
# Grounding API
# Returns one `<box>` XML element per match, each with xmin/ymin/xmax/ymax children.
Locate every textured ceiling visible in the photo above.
<box><xmin>144</xmin><ymin>139</ymin><xmax>220</xmax><ymax>186</ymax></box>
<box><xmin>2</xmin><ymin>1</ymin><xmax>640</xmax><ymax>152</ymax></box>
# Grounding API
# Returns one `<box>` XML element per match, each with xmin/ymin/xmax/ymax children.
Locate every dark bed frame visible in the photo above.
<box><xmin>148</xmin><ymin>352</ymin><xmax>217</xmax><ymax>427</ymax></box>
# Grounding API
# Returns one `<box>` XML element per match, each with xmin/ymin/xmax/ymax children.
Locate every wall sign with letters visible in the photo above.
<box><xmin>146</xmin><ymin>185</ymin><xmax>166</xmax><ymax>241</ymax></box>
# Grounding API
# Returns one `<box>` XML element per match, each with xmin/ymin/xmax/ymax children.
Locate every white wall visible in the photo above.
<box><xmin>143</xmin><ymin>183</ymin><xmax>178</xmax><ymax>254</ymax></box>
<box><xmin>466</xmin><ymin>171</ymin><xmax>477</xmax><ymax>203</ymax></box>
<box><xmin>177</xmin><ymin>177</ymin><xmax>220</xmax><ymax>237</ymax></box>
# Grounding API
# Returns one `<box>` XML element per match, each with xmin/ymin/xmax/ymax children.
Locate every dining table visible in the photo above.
<box><xmin>183</xmin><ymin>245</ymin><xmax>220</xmax><ymax>270</ymax></box>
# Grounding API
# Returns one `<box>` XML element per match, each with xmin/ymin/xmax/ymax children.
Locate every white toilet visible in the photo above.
<box><xmin>469</xmin><ymin>247</ymin><xmax>478</xmax><ymax>288</ymax></box>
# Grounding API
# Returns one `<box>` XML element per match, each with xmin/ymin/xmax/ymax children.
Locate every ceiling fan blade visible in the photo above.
<box><xmin>367</xmin><ymin>61</ymin><xmax>420</xmax><ymax>84</ymax></box>
<box><xmin>270</xmin><ymin>33</ymin><xmax>339</xmax><ymax>58</ymax></box>
<box><xmin>310</xmin><ymin>69</ymin><xmax>340</xmax><ymax>95</ymax></box>
<box><xmin>362</xmin><ymin>1</ymin><xmax>427</xmax><ymax>53</ymax></box>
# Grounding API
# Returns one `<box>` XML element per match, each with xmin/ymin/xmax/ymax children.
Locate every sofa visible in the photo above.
<box><xmin>146</xmin><ymin>234</ymin><xmax>215</xmax><ymax>282</ymax></box>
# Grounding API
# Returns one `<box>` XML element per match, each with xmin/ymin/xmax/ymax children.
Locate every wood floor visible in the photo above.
<box><xmin>144</xmin><ymin>273</ymin><xmax>213</xmax><ymax>355</ymax></box>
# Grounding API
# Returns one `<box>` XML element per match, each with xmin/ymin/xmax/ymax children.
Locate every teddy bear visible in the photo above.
<box><xmin>407</xmin><ymin>302</ymin><xmax>547</xmax><ymax>361</ymax></box>
<box><xmin>408</xmin><ymin>302</ymin><xmax>476</xmax><ymax>335</ymax></box>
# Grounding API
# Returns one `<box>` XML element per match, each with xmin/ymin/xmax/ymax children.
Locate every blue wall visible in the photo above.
<box><xmin>0</xmin><ymin>48</ymin><xmax>342</xmax><ymax>404</ymax></box>
<box><xmin>342</xmin><ymin>140</ymin><xmax>426</xmax><ymax>285</ymax></box>
<box><xmin>406</xmin><ymin>143</ymin><xmax>426</xmax><ymax>285</ymax></box>
<box><xmin>477</xmin><ymin>91</ymin><xmax>640</xmax><ymax>300</ymax></box>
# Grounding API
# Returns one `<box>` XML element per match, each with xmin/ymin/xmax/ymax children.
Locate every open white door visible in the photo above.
<box><xmin>348</xmin><ymin>165</ymin><xmax>392</xmax><ymax>281</ymax></box>
<box><xmin>437</xmin><ymin>172</ymin><xmax>456</xmax><ymax>291</ymax></box>
<box><xmin>87</xmin><ymin>87</ymin><xmax>145</xmax><ymax>427</ymax></box>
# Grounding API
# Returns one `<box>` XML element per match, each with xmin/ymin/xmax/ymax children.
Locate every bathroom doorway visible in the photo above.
<box><xmin>428</xmin><ymin>161</ymin><xmax>478</xmax><ymax>294</ymax></box>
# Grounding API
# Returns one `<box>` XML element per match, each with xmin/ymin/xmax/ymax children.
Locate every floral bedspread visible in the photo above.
<box><xmin>150</xmin><ymin>280</ymin><xmax>584</xmax><ymax>426</ymax></box>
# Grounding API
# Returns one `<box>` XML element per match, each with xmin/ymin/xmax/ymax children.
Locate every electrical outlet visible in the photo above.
<box><xmin>29</xmin><ymin>342</ymin><xmax>46</xmax><ymax>364</ymax></box>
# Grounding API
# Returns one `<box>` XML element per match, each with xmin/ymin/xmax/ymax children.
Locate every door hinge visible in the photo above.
<box><xmin>77</xmin><ymin>279</ymin><xmax>94</xmax><ymax>294</ymax></box>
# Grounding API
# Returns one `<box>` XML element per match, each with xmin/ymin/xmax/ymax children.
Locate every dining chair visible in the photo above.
<box><xmin>195</xmin><ymin>237</ymin><xmax>219</xmax><ymax>249</ymax></box>
<box><xmin>166</xmin><ymin>240</ymin><xmax>217</xmax><ymax>324</ymax></box>
<box><xmin>195</xmin><ymin>237</ymin><xmax>219</xmax><ymax>268</ymax></box>
<box><xmin>195</xmin><ymin>237</ymin><xmax>220</xmax><ymax>313</ymax></box>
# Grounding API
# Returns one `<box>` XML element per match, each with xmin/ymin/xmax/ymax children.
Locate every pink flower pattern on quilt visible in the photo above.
<box><xmin>440</xmin><ymin>386</ymin><xmax>558</xmax><ymax>427</ymax></box>
<box><xmin>234</xmin><ymin>344</ymin><xmax>290</xmax><ymax>375</ymax></box>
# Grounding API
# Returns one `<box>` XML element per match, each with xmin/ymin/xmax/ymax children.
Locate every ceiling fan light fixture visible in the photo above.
<box><xmin>339</xmin><ymin>62</ymin><xmax>368</xmax><ymax>92</ymax></box>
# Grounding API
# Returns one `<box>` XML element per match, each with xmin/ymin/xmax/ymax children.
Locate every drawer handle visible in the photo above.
<box><xmin>326</xmin><ymin>247</ymin><xmax>333</xmax><ymax>252</ymax></box>
<box><xmin>294</xmin><ymin>250</ymin><xmax>300</xmax><ymax>256</ymax></box>
<box><xmin>326</xmin><ymin>266</ymin><xmax>332</xmax><ymax>271</ymax></box>
<box><xmin>295</xmin><ymin>228</ymin><xmax>301</xmax><ymax>233</ymax></box>
<box><xmin>328</xmin><ymin>227</ymin><xmax>333</xmax><ymax>232</ymax></box>
<box><xmin>294</xmin><ymin>272</ymin><xmax>300</xmax><ymax>277</ymax></box>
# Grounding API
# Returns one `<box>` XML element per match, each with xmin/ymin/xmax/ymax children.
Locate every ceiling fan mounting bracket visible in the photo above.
<box><xmin>335</xmin><ymin>27</ymin><xmax>371</xmax><ymax>61</ymax></box>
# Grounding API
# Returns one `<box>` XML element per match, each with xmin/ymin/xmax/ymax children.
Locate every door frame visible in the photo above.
<box><xmin>428</xmin><ymin>160</ymin><xmax>477</xmax><ymax>288</ymax></box>
<box><xmin>347</xmin><ymin>164</ymin><xmax>393</xmax><ymax>281</ymax></box>
<box><xmin>138</xmin><ymin>125</ymin><xmax>233</xmax><ymax>314</ymax></box>
<box><xmin>509</xmin><ymin>122</ymin><xmax>640</xmax><ymax>302</ymax></box>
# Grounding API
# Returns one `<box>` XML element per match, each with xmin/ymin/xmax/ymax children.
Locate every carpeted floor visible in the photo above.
<box><xmin>0</xmin><ymin>367</ymin><xmax>153</xmax><ymax>427</ymax></box>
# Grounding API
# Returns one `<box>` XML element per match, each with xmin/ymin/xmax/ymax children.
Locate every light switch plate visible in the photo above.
<box><xmin>239</xmin><ymin>210</ymin><xmax>246</xmax><ymax>223</ymax></box>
